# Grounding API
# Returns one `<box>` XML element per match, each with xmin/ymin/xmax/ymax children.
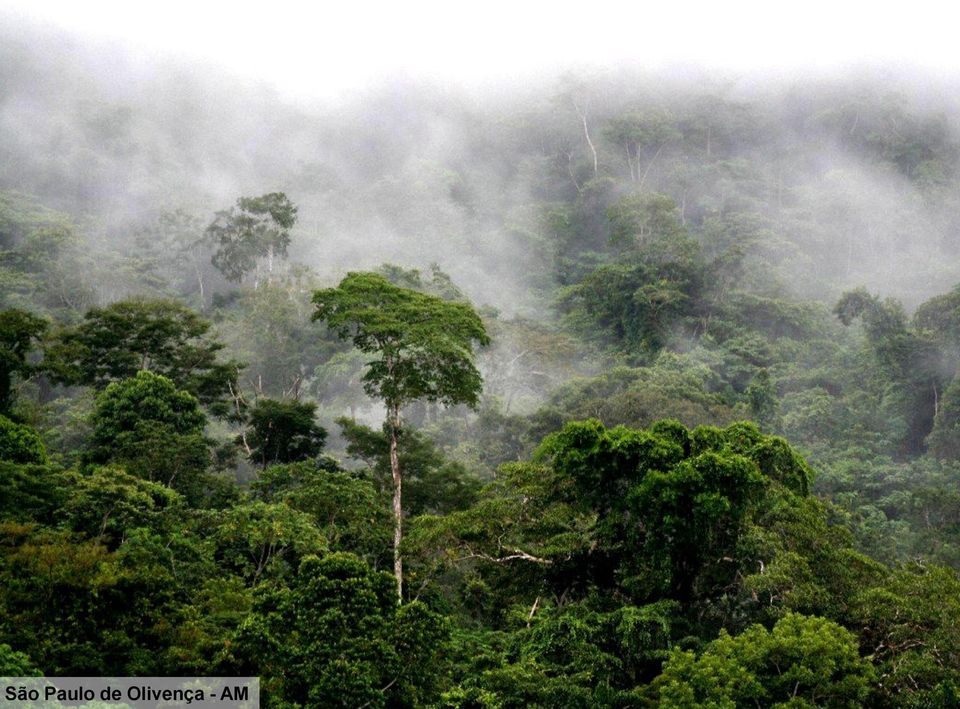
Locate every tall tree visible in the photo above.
<box><xmin>312</xmin><ymin>272</ymin><xmax>489</xmax><ymax>599</ymax></box>
<box><xmin>206</xmin><ymin>193</ymin><xmax>298</xmax><ymax>286</ymax></box>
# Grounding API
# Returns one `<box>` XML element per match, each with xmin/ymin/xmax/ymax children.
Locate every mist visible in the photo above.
<box><xmin>3</xmin><ymin>16</ymin><xmax>959</xmax><ymax>322</ymax></box>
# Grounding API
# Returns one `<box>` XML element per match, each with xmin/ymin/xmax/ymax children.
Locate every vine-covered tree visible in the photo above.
<box><xmin>241</xmin><ymin>398</ymin><xmax>327</xmax><ymax>468</ymax></box>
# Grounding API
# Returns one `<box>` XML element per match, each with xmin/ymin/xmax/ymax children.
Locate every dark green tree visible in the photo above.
<box><xmin>0</xmin><ymin>643</ymin><xmax>38</xmax><ymax>675</ymax></box>
<box><xmin>44</xmin><ymin>299</ymin><xmax>241</xmax><ymax>417</ymax></box>
<box><xmin>234</xmin><ymin>553</ymin><xmax>448</xmax><ymax>707</ymax></box>
<box><xmin>251</xmin><ymin>460</ymin><xmax>391</xmax><ymax>566</ymax></box>
<box><xmin>312</xmin><ymin>272</ymin><xmax>489</xmax><ymax>599</ymax></box>
<box><xmin>337</xmin><ymin>416</ymin><xmax>481</xmax><ymax>516</ymax></box>
<box><xmin>242</xmin><ymin>398</ymin><xmax>327</xmax><ymax>468</ymax></box>
<box><xmin>602</xmin><ymin>112</ymin><xmax>679</xmax><ymax>186</ymax></box>
<box><xmin>85</xmin><ymin>371</ymin><xmax>211</xmax><ymax>498</ymax></box>
<box><xmin>0</xmin><ymin>308</ymin><xmax>47</xmax><ymax>415</ymax></box>
<box><xmin>835</xmin><ymin>288</ymin><xmax>943</xmax><ymax>455</ymax></box>
<box><xmin>746</xmin><ymin>368</ymin><xmax>781</xmax><ymax>431</ymax></box>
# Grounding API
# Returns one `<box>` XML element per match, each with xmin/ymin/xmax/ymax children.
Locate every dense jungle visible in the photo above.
<box><xmin>4</xmin><ymin>16</ymin><xmax>960</xmax><ymax>708</ymax></box>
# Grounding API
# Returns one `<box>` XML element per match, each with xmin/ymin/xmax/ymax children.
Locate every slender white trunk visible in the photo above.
<box><xmin>638</xmin><ymin>143</ymin><xmax>665</xmax><ymax>191</ymax></box>
<box><xmin>389</xmin><ymin>402</ymin><xmax>403</xmax><ymax>602</ymax></box>
<box><xmin>573</xmin><ymin>100</ymin><xmax>598</xmax><ymax>178</ymax></box>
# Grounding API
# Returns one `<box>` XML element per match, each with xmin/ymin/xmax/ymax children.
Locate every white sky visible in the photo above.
<box><xmin>3</xmin><ymin>0</ymin><xmax>959</xmax><ymax>100</ymax></box>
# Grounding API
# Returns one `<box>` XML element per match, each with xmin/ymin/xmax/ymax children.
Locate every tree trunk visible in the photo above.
<box><xmin>194</xmin><ymin>255</ymin><xmax>206</xmax><ymax>311</ymax></box>
<box><xmin>572</xmin><ymin>100</ymin><xmax>598</xmax><ymax>178</ymax></box>
<box><xmin>638</xmin><ymin>143</ymin><xmax>665</xmax><ymax>192</ymax></box>
<box><xmin>389</xmin><ymin>402</ymin><xmax>403</xmax><ymax>602</ymax></box>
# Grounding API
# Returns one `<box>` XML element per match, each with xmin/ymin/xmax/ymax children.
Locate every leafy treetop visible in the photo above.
<box><xmin>311</xmin><ymin>272</ymin><xmax>490</xmax><ymax>411</ymax></box>
<box><xmin>45</xmin><ymin>299</ymin><xmax>241</xmax><ymax>416</ymax></box>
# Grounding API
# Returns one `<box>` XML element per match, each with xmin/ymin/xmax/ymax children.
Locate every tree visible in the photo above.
<box><xmin>0</xmin><ymin>643</ymin><xmax>38</xmax><ymax>676</ymax></box>
<box><xmin>251</xmin><ymin>460</ymin><xmax>391</xmax><ymax>567</ymax></box>
<box><xmin>44</xmin><ymin>299</ymin><xmax>241</xmax><ymax>417</ymax></box>
<box><xmin>0</xmin><ymin>308</ymin><xmax>47</xmax><ymax>415</ymax></box>
<box><xmin>0</xmin><ymin>414</ymin><xmax>48</xmax><ymax>464</ymax></box>
<box><xmin>650</xmin><ymin>612</ymin><xmax>874</xmax><ymax>707</ymax></box>
<box><xmin>835</xmin><ymin>288</ymin><xmax>943</xmax><ymax>456</ymax></box>
<box><xmin>337</xmin><ymin>416</ymin><xmax>481</xmax><ymax>516</ymax></box>
<box><xmin>850</xmin><ymin>564</ymin><xmax>960</xmax><ymax>705</ymax></box>
<box><xmin>603</xmin><ymin>111</ymin><xmax>679</xmax><ymax>186</ymax></box>
<box><xmin>746</xmin><ymin>368</ymin><xmax>781</xmax><ymax>432</ymax></box>
<box><xmin>62</xmin><ymin>466</ymin><xmax>181</xmax><ymax>545</ymax></box>
<box><xmin>241</xmin><ymin>398</ymin><xmax>327</xmax><ymax>468</ymax></box>
<box><xmin>312</xmin><ymin>272</ymin><xmax>490</xmax><ymax>599</ymax></box>
<box><xmin>85</xmin><ymin>371</ymin><xmax>211</xmax><ymax>497</ymax></box>
<box><xmin>607</xmin><ymin>193</ymin><xmax>686</xmax><ymax>250</ymax></box>
<box><xmin>312</xmin><ymin>349</ymin><xmax>371</xmax><ymax>420</ymax></box>
<box><xmin>233</xmin><ymin>553</ymin><xmax>448</xmax><ymax>707</ymax></box>
<box><xmin>206</xmin><ymin>193</ymin><xmax>298</xmax><ymax>286</ymax></box>
<box><xmin>133</xmin><ymin>208</ymin><xmax>212</xmax><ymax>307</ymax></box>
<box><xmin>207</xmin><ymin>501</ymin><xmax>325</xmax><ymax>584</ymax></box>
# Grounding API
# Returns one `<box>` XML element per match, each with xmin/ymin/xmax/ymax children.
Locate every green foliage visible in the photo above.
<box><xmin>441</xmin><ymin>600</ymin><xmax>678</xmax><ymax>706</ymax></box>
<box><xmin>243</xmin><ymin>398</ymin><xmax>327</xmax><ymax>467</ymax></box>
<box><xmin>928</xmin><ymin>377</ymin><xmax>960</xmax><ymax>461</ymax></box>
<box><xmin>850</xmin><ymin>564</ymin><xmax>960</xmax><ymax>706</ymax></box>
<box><xmin>251</xmin><ymin>460</ymin><xmax>391</xmax><ymax>565</ymax></box>
<box><xmin>631</xmin><ymin>449</ymin><xmax>766</xmax><ymax>600</ymax></box>
<box><xmin>313</xmin><ymin>271</ymin><xmax>490</xmax><ymax>597</ymax></box>
<box><xmin>651</xmin><ymin>612</ymin><xmax>874</xmax><ymax>708</ymax></box>
<box><xmin>61</xmin><ymin>466</ymin><xmax>181</xmax><ymax>544</ymax></box>
<box><xmin>11</xmin><ymin>69</ymin><xmax>960</xmax><ymax>709</ymax></box>
<box><xmin>312</xmin><ymin>271</ymin><xmax>491</xmax><ymax>411</ymax></box>
<box><xmin>560</xmin><ymin>256</ymin><xmax>700</xmax><ymax>353</ymax></box>
<box><xmin>607</xmin><ymin>192</ymin><xmax>686</xmax><ymax>249</ymax></box>
<box><xmin>45</xmin><ymin>299</ymin><xmax>241</xmax><ymax>416</ymax></box>
<box><xmin>86</xmin><ymin>371</ymin><xmax>207</xmax><ymax>468</ymax></box>
<box><xmin>376</xmin><ymin>262</ymin><xmax>469</xmax><ymax>302</ymax></box>
<box><xmin>311</xmin><ymin>348</ymin><xmax>370</xmax><ymax>418</ymax></box>
<box><xmin>535</xmin><ymin>355</ymin><xmax>735</xmax><ymax>433</ymax></box>
<box><xmin>234</xmin><ymin>553</ymin><xmax>448</xmax><ymax>707</ymax></box>
<box><xmin>207</xmin><ymin>193</ymin><xmax>298</xmax><ymax>284</ymax></box>
<box><xmin>0</xmin><ymin>414</ymin><xmax>48</xmax><ymax>464</ymax></box>
<box><xmin>206</xmin><ymin>501</ymin><xmax>325</xmax><ymax>584</ymax></box>
<box><xmin>0</xmin><ymin>642</ymin><xmax>39</xmax><ymax>675</ymax></box>
<box><xmin>834</xmin><ymin>288</ymin><xmax>943</xmax><ymax>456</ymax></box>
<box><xmin>338</xmin><ymin>417</ymin><xmax>482</xmax><ymax>515</ymax></box>
<box><xmin>0</xmin><ymin>523</ymin><xmax>180</xmax><ymax>675</ymax></box>
<box><xmin>0</xmin><ymin>461</ymin><xmax>68</xmax><ymax>522</ymax></box>
<box><xmin>0</xmin><ymin>308</ymin><xmax>47</xmax><ymax>415</ymax></box>
<box><xmin>746</xmin><ymin>368</ymin><xmax>781</xmax><ymax>431</ymax></box>
<box><xmin>415</xmin><ymin>418</ymin><xmax>815</xmax><ymax>627</ymax></box>
<box><xmin>216</xmin><ymin>272</ymin><xmax>338</xmax><ymax>397</ymax></box>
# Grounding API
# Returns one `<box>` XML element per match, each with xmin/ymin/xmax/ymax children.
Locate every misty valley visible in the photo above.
<box><xmin>5</xmin><ymin>16</ymin><xmax>960</xmax><ymax>709</ymax></box>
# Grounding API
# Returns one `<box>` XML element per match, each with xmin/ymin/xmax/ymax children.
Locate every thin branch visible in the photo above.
<box><xmin>526</xmin><ymin>596</ymin><xmax>541</xmax><ymax>627</ymax></box>
<box><xmin>455</xmin><ymin>548</ymin><xmax>552</xmax><ymax>565</ymax></box>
